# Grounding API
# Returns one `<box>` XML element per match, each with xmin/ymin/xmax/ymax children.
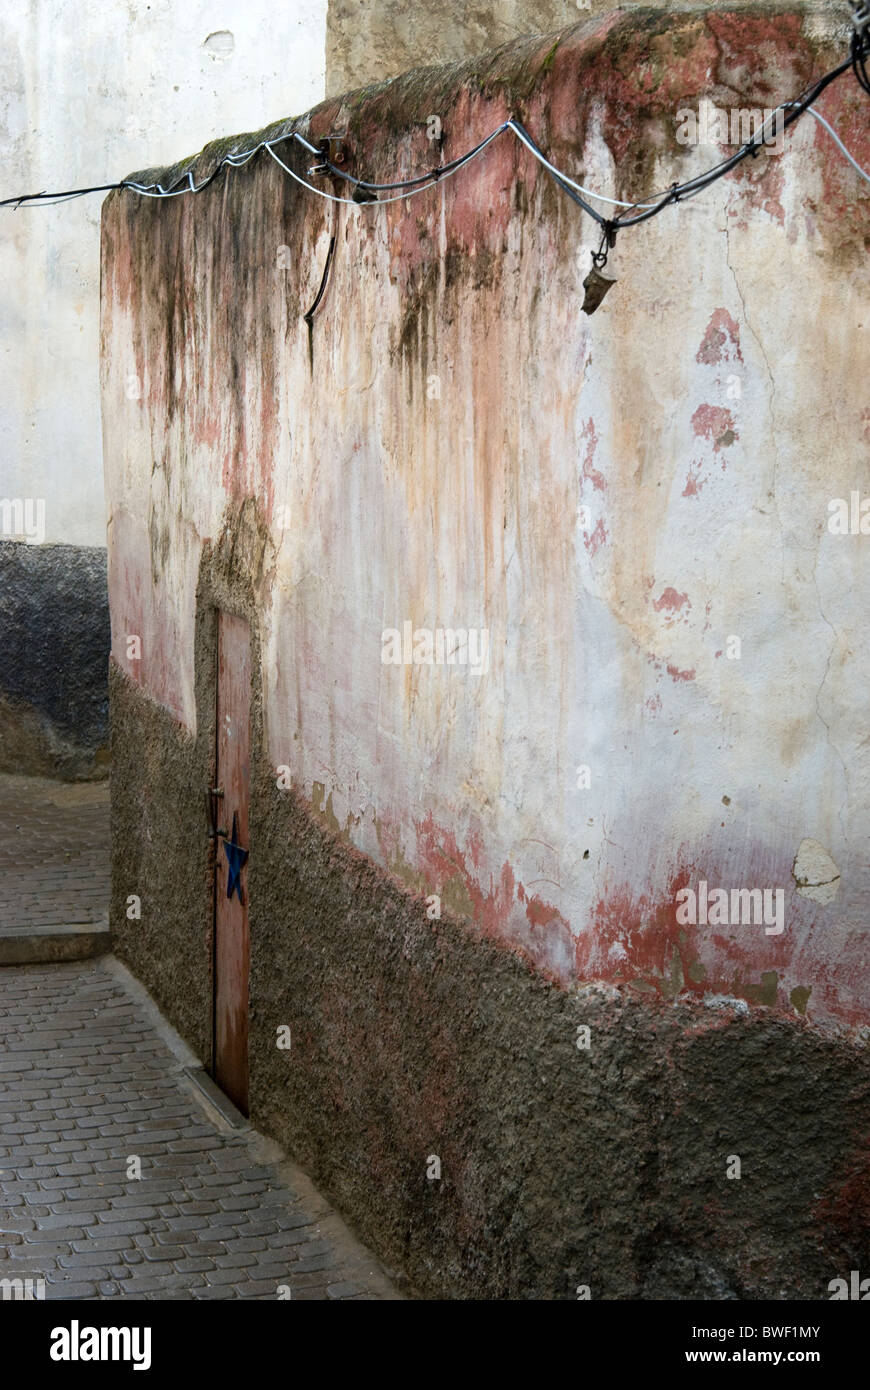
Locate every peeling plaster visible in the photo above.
<box><xmin>793</xmin><ymin>837</ymin><xmax>841</xmax><ymax>903</ymax></box>
<box><xmin>102</xmin><ymin>8</ymin><xmax>870</xmax><ymax>1031</ymax></box>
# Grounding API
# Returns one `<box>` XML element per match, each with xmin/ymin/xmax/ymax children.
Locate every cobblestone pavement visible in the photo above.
<box><xmin>0</xmin><ymin>958</ymin><xmax>398</xmax><ymax>1300</ymax></box>
<box><xmin>0</xmin><ymin>775</ymin><xmax>109</xmax><ymax>932</ymax></box>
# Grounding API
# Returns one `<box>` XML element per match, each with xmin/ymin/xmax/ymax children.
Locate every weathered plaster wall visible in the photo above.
<box><xmin>326</xmin><ymin>0</ymin><xmax>586</xmax><ymax>94</ymax></box>
<box><xmin>325</xmin><ymin>0</ymin><xmax>843</xmax><ymax>94</ymax></box>
<box><xmin>1</xmin><ymin>0</ymin><xmax>328</xmax><ymax>549</ymax></box>
<box><xmin>0</xmin><ymin>0</ymin><xmax>328</xmax><ymax>775</ymax></box>
<box><xmin>102</xmin><ymin>8</ymin><xmax>870</xmax><ymax>1296</ymax></box>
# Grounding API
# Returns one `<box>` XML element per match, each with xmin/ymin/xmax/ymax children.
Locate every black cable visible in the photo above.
<box><xmin>612</xmin><ymin>50</ymin><xmax>858</xmax><ymax>229</ymax></box>
<box><xmin>852</xmin><ymin>30</ymin><xmax>870</xmax><ymax>96</ymax></box>
<box><xmin>315</xmin><ymin>125</ymin><xmax>510</xmax><ymax>194</ymax></box>
<box><xmin>0</xmin><ymin>181</ymin><xmax>122</xmax><ymax>208</ymax></box>
<box><xmin>1</xmin><ymin>41</ymin><xmax>865</xmax><ymax>223</ymax></box>
<box><xmin>303</xmin><ymin>233</ymin><xmax>336</xmax><ymax>322</ymax></box>
<box><xmin>507</xmin><ymin>119</ymin><xmax>609</xmax><ymax>227</ymax></box>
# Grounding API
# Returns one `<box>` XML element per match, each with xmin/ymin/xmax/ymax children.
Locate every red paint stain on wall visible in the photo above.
<box><xmin>683</xmin><ymin>462</ymin><xmax>705</xmax><ymax>497</ymax></box>
<box><xmin>696</xmin><ymin>308</ymin><xmax>743</xmax><ymax>366</ymax></box>
<box><xmin>519</xmin><ymin>884</ymin><xmax>567</xmax><ymax>931</ymax></box>
<box><xmin>415</xmin><ymin>813</ymin><xmax>514</xmax><ymax>937</ymax></box>
<box><xmin>371</xmin><ymin>800</ymin><xmax>870</xmax><ymax>1027</ymax></box>
<box><xmin>653</xmin><ymin>587</ymin><xmax>690</xmax><ymax>614</ymax></box>
<box><xmin>580</xmin><ymin>418</ymin><xmax>606</xmax><ymax>491</ymax></box>
<box><xmin>584</xmin><ymin>518</ymin><xmax>608</xmax><ymax>556</ymax></box>
<box><xmin>691</xmin><ymin>404</ymin><xmax>738</xmax><ymax>453</ymax></box>
<box><xmin>412</xmin><ymin>815</ymin><xmax>575</xmax><ymax>984</ymax></box>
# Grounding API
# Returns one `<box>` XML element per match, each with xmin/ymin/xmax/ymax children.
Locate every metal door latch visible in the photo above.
<box><xmin>206</xmin><ymin>786</ymin><xmax>226</xmax><ymax>840</ymax></box>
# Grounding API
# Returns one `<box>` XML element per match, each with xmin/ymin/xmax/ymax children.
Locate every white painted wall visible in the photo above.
<box><xmin>0</xmin><ymin>0</ymin><xmax>327</xmax><ymax>546</ymax></box>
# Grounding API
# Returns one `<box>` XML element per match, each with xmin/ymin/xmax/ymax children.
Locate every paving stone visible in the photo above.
<box><xmin>202</xmin><ymin>1267</ymin><xmax>249</xmax><ymax>1286</ymax></box>
<box><xmin>92</xmin><ymin>1220</ymin><xmax>147</xmax><ymax>1237</ymax></box>
<box><xmin>213</xmin><ymin>1252</ymin><xmax>258</xmax><ymax>1269</ymax></box>
<box><xmin>70</xmin><ymin>1236</ymin><xmax>130</xmax><ymax>1253</ymax></box>
<box><xmin>57</xmin><ymin>1249</ymin><xmax>116</xmax><ymax>1268</ymax></box>
<box><xmin>241</xmin><ymin>1279</ymin><xmax>285</xmax><ymax>1297</ymax></box>
<box><xmin>195</xmin><ymin>1226</ymin><xmax>245</xmax><ymax>1243</ymax></box>
<box><xmin>10</xmin><ymin>1241</ymin><xmax>69</xmax><ymax>1258</ymax></box>
<box><xmin>43</xmin><ymin>1281</ymin><xmax>99</xmax><ymax>1299</ymax></box>
<box><xmin>142</xmin><ymin>1245</ymin><xmax>186</xmax><ymax>1262</ymax></box>
<box><xmin>272</xmin><ymin>1211</ymin><xmax>319</xmax><ymax>1230</ymax></box>
<box><xmin>28</xmin><ymin>1214</ymin><xmax>92</xmax><ymax>1231</ymax></box>
<box><xmin>124</xmin><ymin>1273</ymin><xmax>206</xmax><ymax>1293</ymax></box>
<box><xmin>218</xmin><ymin>1195</ymin><xmax>259</xmax><ymax>1212</ymax></box>
<box><xmin>101</xmin><ymin>1206</ymin><xmax>159</xmax><ymax>1220</ymax></box>
<box><xmin>249</xmin><ymin>1261</ymin><xmax>300</xmax><ymax>1279</ymax></box>
<box><xmin>241</xmin><ymin>1220</ymin><xmax>280</xmax><ymax>1238</ymax></box>
<box><xmin>173</xmin><ymin>1256</ymin><xmax>216</xmax><ymax>1273</ymax></box>
<box><xmin>0</xmin><ymin>883</ymin><xmax>396</xmax><ymax>1304</ymax></box>
<box><xmin>266</xmin><ymin>1227</ymin><xmax>324</xmax><ymax>1249</ymax></box>
<box><xmin>291</xmin><ymin>1255</ymin><xmax>336</xmax><ymax>1274</ymax></box>
<box><xmin>158</xmin><ymin>1216</ymin><xmax>206</xmax><ymax>1234</ymax></box>
<box><xmin>286</xmin><ymin>1239</ymin><xmax>333</xmax><ymax>1259</ymax></box>
<box><xmin>225</xmin><ymin>1236</ymin><xmax>267</xmax><ymax>1253</ymax></box>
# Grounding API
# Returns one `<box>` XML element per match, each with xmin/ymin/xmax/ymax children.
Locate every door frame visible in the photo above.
<box><xmin>210</xmin><ymin>607</ymin><xmax>253</xmax><ymax>1115</ymax></box>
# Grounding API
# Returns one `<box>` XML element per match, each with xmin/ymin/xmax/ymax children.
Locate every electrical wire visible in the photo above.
<box><xmin>1</xmin><ymin>34</ymin><xmax>867</xmax><ymax>236</ymax></box>
<box><xmin>263</xmin><ymin>128</ymin><xmax>506</xmax><ymax>206</ymax></box>
<box><xmin>609</xmin><ymin>47</ymin><xmax>864</xmax><ymax>228</ymax></box>
<box><xmin>1</xmin><ymin>181</ymin><xmax>123</xmax><ymax>207</ymax></box>
<box><xmin>11</xmin><ymin>190</ymin><xmax>95</xmax><ymax>208</ymax></box>
<box><xmin>794</xmin><ymin>103</ymin><xmax>870</xmax><ymax>185</ymax></box>
<box><xmin>314</xmin><ymin>122</ymin><xmax>514</xmax><ymax>193</ymax></box>
<box><xmin>506</xmin><ymin>118</ymin><xmax>659</xmax><ymax>211</ymax></box>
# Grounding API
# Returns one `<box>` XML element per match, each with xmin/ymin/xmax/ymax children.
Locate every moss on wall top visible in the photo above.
<box><xmin>110</xmin><ymin>5</ymin><xmax>843</xmax><ymax>212</ymax></box>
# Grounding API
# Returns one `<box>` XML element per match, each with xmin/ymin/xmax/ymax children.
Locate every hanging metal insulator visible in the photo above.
<box><xmin>581</xmin><ymin>264</ymin><xmax>617</xmax><ymax>315</ymax></box>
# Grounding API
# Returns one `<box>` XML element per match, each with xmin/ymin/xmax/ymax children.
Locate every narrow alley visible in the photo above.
<box><xmin>0</xmin><ymin>779</ymin><xmax>397</xmax><ymax>1301</ymax></box>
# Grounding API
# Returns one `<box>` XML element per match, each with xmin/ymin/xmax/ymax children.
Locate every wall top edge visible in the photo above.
<box><xmin>108</xmin><ymin>4</ymin><xmax>847</xmax><ymax>207</ymax></box>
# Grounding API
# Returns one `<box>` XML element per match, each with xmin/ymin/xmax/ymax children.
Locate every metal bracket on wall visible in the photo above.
<box><xmin>309</xmin><ymin>133</ymin><xmax>348</xmax><ymax>173</ymax></box>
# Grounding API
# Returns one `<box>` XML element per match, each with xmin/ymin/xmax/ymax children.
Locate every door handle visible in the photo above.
<box><xmin>206</xmin><ymin>786</ymin><xmax>227</xmax><ymax>840</ymax></box>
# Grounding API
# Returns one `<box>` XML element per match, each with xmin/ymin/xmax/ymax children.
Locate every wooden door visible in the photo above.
<box><xmin>213</xmin><ymin>612</ymin><xmax>251</xmax><ymax>1114</ymax></box>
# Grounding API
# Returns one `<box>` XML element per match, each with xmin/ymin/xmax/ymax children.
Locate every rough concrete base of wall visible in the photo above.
<box><xmin>109</xmin><ymin>661</ymin><xmax>214</xmax><ymax>1069</ymax></box>
<box><xmin>110</xmin><ymin>664</ymin><xmax>870</xmax><ymax>1300</ymax></box>
<box><xmin>0</xmin><ymin>543</ymin><xmax>110</xmax><ymax>780</ymax></box>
